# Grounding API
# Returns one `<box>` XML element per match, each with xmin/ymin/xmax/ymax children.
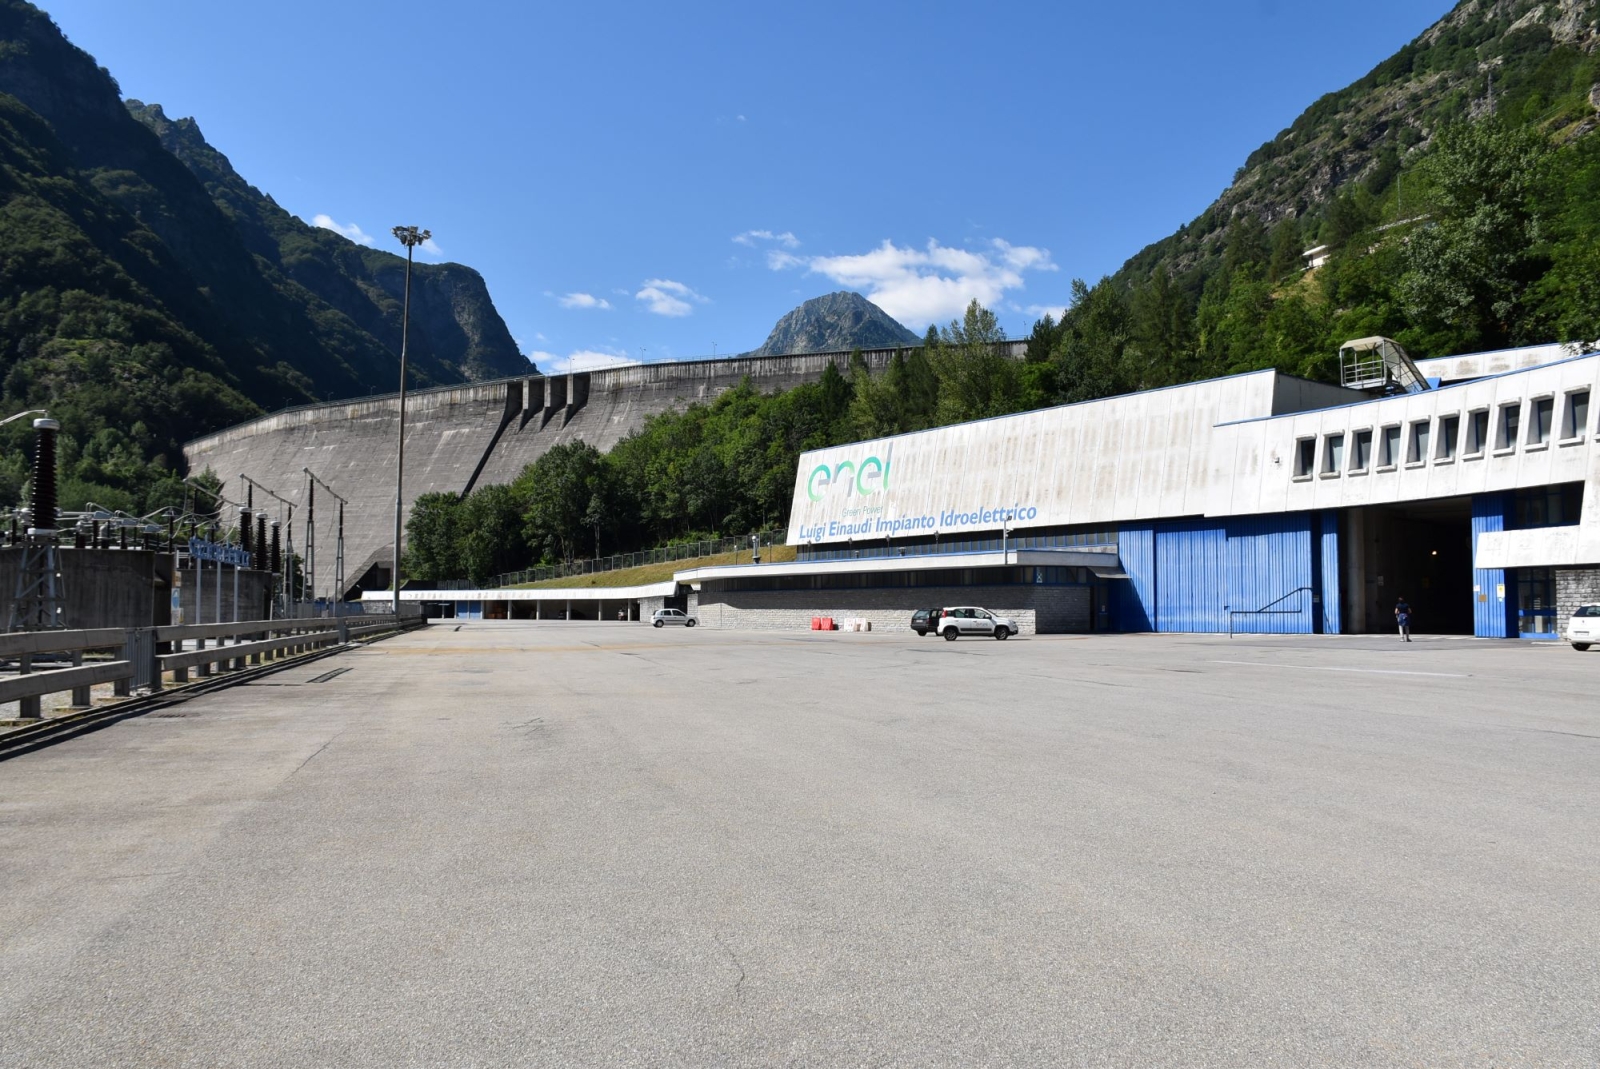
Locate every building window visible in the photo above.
<box><xmin>1407</xmin><ymin>420</ymin><xmax>1431</xmax><ymax>464</ymax></box>
<box><xmin>1379</xmin><ymin>424</ymin><xmax>1401</xmax><ymax>468</ymax></box>
<box><xmin>1323</xmin><ymin>433</ymin><xmax>1345</xmax><ymax>474</ymax></box>
<box><xmin>1294</xmin><ymin>437</ymin><xmax>1315</xmax><ymax>478</ymax></box>
<box><xmin>1498</xmin><ymin>402</ymin><xmax>1520</xmax><ymax>450</ymax></box>
<box><xmin>1351</xmin><ymin>429</ymin><xmax>1372</xmax><ymax>471</ymax></box>
<box><xmin>1530</xmin><ymin>396</ymin><xmax>1554</xmax><ymax>446</ymax></box>
<box><xmin>1563</xmin><ymin>389</ymin><xmax>1589</xmax><ymax>440</ymax></box>
<box><xmin>1466</xmin><ymin>409</ymin><xmax>1489</xmax><ymax>455</ymax></box>
<box><xmin>1436</xmin><ymin>414</ymin><xmax>1460</xmax><ymax>461</ymax></box>
<box><xmin>1514</xmin><ymin>482</ymin><xmax>1585</xmax><ymax>529</ymax></box>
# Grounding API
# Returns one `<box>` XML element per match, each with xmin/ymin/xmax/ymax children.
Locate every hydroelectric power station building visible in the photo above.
<box><xmin>343</xmin><ymin>340</ymin><xmax>1599</xmax><ymax>639</ymax></box>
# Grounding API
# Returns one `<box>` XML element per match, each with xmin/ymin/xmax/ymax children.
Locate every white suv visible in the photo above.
<box><xmin>651</xmin><ymin>608</ymin><xmax>697</xmax><ymax>628</ymax></box>
<box><xmin>1568</xmin><ymin>604</ymin><xmax>1599</xmax><ymax>650</ymax></box>
<box><xmin>937</xmin><ymin>606</ymin><xmax>1017</xmax><ymax>641</ymax></box>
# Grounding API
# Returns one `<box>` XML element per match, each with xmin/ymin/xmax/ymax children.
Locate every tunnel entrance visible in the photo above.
<box><xmin>1343</xmin><ymin>498</ymin><xmax>1475</xmax><ymax>635</ymax></box>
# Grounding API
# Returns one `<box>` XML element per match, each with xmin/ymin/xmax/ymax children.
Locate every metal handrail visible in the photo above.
<box><xmin>1227</xmin><ymin>586</ymin><xmax>1313</xmax><ymax>638</ymax></box>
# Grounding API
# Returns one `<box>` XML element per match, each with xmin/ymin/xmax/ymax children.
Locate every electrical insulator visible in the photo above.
<box><xmin>29</xmin><ymin>418</ymin><xmax>59</xmax><ymax>534</ymax></box>
<box><xmin>255</xmin><ymin>515</ymin><xmax>267</xmax><ymax>570</ymax></box>
<box><xmin>270</xmin><ymin>521</ymin><xmax>281</xmax><ymax>575</ymax></box>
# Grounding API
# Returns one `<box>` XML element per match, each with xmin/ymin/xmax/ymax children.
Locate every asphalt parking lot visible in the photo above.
<box><xmin>1</xmin><ymin>623</ymin><xmax>1596</xmax><ymax>1067</ymax></box>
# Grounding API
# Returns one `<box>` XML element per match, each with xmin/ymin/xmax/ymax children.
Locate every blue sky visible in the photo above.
<box><xmin>44</xmin><ymin>0</ymin><xmax>1452</xmax><ymax>374</ymax></box>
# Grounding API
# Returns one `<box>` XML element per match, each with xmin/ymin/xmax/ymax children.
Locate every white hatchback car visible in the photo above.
<box><xmin>1568</xmin><ymin>604</ymin><xmax>1599</xmax><ymax>650</ymax></box>
<box><xmin>651</xmin><ymin>608</ymin><xmax>697</xmax><ymax>628</ymax></box>
<box><xmin>936</xmin><ymin>606</ymin><xmax>1018</xmax><ymax>641</ymax></box>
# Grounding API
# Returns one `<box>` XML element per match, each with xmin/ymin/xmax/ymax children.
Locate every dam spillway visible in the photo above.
<box><xmin>183</xmin><ymin>345</ymin><xmax>970</xmax><ymax>594</ymax></box>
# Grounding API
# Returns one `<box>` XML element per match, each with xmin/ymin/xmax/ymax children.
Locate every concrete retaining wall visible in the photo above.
<box><xmin>175</xmin><ymin>566</ymin><xmax>275</xmax><ymax>624</ymax></box>
<box><xmin>692</xmin><ymin>584</ymin><xmax>1091</xmax><ymax>634</ymax></box>
<box><xmin>1556</xmin><ymin>566</ymin><xmax>1600</xmax><ymax>636</ymax></box>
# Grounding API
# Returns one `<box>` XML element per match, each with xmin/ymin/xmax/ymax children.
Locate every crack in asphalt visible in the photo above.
<box><xmin>713</xmin><ymin>935</ymin><xmax>746</xmax><ymax>1000</ymax></box>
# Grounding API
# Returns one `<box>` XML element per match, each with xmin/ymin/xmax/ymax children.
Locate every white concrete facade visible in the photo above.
<box><xmin>1211</xmin><ymin>354</ymin><xmax>1600</xmax><ymax>567</ymax></box>
<box><xmin>785</xmin><ymin>371</ymin><xmax>1357</xmax><ymax>546</ymax></box>
<box><xmin>786</xmin><ymin>352</ymin><xmax>1600</xmax><ymax>570</ymax></box>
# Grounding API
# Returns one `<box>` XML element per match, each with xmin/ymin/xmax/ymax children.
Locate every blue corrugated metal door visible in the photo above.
<box><xmin>1471</xmin><ymin>493</ymin><xmax>1515</xmax><ymax>637</ymax></box>
<box><xmin>1115</xmin><ymin>526</ymin><xmax>1155</xmax><ymax>631</ymax></box>
<box><xmin>1319</xmin><ymin>511</ymin><xmax>1341</xmax><ymax>635</ymax></box>
<box><xmin>1147</xmin><ymin>515</ymin><xmax>1319</xmax><ymax>634</ymax></box>
<box><xmin>1155</xmin><ymin>521</ymin><xmax>1228</xmax><ymax>632</ymax></box>
<box><xmin>1224</xmin><ymin>515</ymin><xmax>1316</xmax><ymax>634</ymax></box>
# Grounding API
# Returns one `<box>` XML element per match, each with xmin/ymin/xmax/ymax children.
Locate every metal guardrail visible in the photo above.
<box><xmin>1227</xmin><ymin>587</ymin><xmax>1314</xmax><ymax>638</ymax></box>
<box><xmin>0</xmin><ymin>614</ymin><xmax>423</xmax><ymax>717</ymax></box>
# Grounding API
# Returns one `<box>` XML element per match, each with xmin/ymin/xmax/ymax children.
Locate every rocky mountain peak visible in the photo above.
<box><xmin>749</xmin><ymin>292</ymin><xmax>919</xmax><ymax>356</ymax></box>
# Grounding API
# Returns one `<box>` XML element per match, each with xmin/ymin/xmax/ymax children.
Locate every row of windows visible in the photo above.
<box><xmin>797</xmin><ymin>528</ymin><xmax>1116</xmax><ymax>561</ymax></box>
<box><xmin>708</xmin><ymin>565</ymin><xmax>1097</xmax><ymax>592</ymax></box>
<box><xmin>1293</xmin><ymin>388</ymin><xmax>1591</xmax><ymax>479</ymax></box>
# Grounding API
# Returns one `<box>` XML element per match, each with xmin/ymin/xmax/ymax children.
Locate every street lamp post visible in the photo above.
<box><xmin>390</xmin><ymin>225</ymin><xmax>430</xmax><ymax>616</ymax></box>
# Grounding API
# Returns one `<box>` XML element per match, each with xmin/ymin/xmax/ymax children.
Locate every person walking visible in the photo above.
<box><xmin>1394</xmin><ymin>596</ymin><xmax>1412</xmax><ymax>642</ymax></box>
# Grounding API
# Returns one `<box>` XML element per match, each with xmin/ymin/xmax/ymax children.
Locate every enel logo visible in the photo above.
<box><xmin>807</xmin><ymin>444</ymin><xmax>893</xmax><ymax>502</ymax></box>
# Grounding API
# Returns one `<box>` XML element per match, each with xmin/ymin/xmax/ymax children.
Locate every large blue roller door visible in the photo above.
<box><xmin>1154</xmin><ymin>521</ymin><xmax>1228</xmax><ymax>632</ymax></box>
<box><xmin>1119</xmin><ymin>513</ymin><xmax>1324</xmax><ymax>633</ymax></box>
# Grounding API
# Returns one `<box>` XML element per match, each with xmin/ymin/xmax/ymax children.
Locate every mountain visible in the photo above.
<box><xmin>748</xmin><ymin>292</ymin><xmax>920</xmax><ymax>356</ymax></box>
<box><xmin>1009</xmin><ymin>0</ymin><xmax>1600</xmax><ymax>412</ymax></box>
<box><xmin>125</xmin><ymin>101</ymin><xmax>528</xmax><ymax>386</ymax></box>
<box><xmin>0</xmin><ymin>0</ymin><xmax>530</xmax><ymax>512</ymax></box>
<box><xmin>1115</xmin><ymin>0</ymin><xmax>1600</xmax><ymax>289</ymax></box>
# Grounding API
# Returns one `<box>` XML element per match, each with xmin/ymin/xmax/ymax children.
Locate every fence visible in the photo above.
<box><xmin>431</xmin><ymin>530</ymin><xmax>788</xmax><ymax>590</ymax></box>
<box><xmin>0</xmin><ymin>614</ymin><xmax>423</xmax><ymax>718</ymax></box>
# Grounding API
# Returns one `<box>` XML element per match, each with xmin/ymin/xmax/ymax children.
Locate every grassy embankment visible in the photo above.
<box><xmin>508</xmin><ymin>543</ymin><xmax>799</xmax><ymax>590</ymax></box>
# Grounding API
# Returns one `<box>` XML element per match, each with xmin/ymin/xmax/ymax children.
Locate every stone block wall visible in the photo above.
<box><xmin>691</xmin><ymin>584</ymin><xmax>1093</xmax><ymax>634</ymax></box>
<box><xmin>1555</xmin><ymin>566</ymin><xmax>1600</xmax><ymax>634</ymax></box>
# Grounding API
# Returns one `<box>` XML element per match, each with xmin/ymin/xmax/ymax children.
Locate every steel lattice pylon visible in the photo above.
<box><xmin>8</xmin><ymin>535</ymin><xmax>64</xmax><ymax>631</ymax></box>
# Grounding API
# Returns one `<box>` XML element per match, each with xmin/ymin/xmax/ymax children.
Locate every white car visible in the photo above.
<box><xmin>936</xmin><ymin>606</ymin><xmax>1017</xmax><ymax>641</ymax></box>
<box><xmin>651</xmin><ymin>608</ymin><xmax>697</xmax><ymax>628</ymax></box>
<box><xmin>1568</xmin><ymin>604</ymin><xmax>1599</xmax><ymax>650</ymax></box>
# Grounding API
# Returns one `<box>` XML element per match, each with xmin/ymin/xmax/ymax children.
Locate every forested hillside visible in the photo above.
<box><xmin>1048</xmin><ymin>0</ymin><xmax>1600</xmax><ymax>398</ymax></box>
<box><xmin>407</xmin><ymin>0</ymin><xmax>1600</xmax><ymax>582</ymax></box>
<box><xmin>0</xmin><ymin>0</ymin><xmax>527</xmax><ymax>514</ymax></box>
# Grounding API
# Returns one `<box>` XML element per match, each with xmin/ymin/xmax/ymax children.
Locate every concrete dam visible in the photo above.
<box><xmin>184</xmin><ymin>345</ymin><xmax>987</xmax><ymax>595</ymax></box>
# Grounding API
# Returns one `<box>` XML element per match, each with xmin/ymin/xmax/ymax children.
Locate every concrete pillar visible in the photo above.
<box><xmin>1343</xmin><ymin>509</ymin><xmax>1367</xmax><ymax>633</ymax></box>
<box><xmin>17</xmin><ymin>654</ymin><xmax>39</xmax><ymax>719</ymax></box>
<box><xmin>70</xmin><ymin>648</ymin><xmax>92</xmax><ymax>708</ymax></box>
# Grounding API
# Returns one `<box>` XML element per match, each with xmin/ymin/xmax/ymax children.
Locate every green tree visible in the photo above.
<box><xmin>403</xmin><ymin>492</ymin><xmax>464</xmax><ymax>581</ymax></box>
<box><xmin>457</xmin><ymin>483</ymin><xmax>528</xmax><ymax>584</ymax></box>
<box><xmin>1399</xmin><ymin>120</ymin><xmax>1553</xmax><ymax>351</ymax></box>
<box><xmin>933</xmin><ymin>299</ymin><xmax>1019</xmax><ymax>422</ymax></box>
<box><xmin>1053</xmin><ymin>279</ymin><xmax>1132</xmax><ymax>403</ymax></box>
<box><xmin>846</xmin><ymin>353</ymin><xmax>904</xmax><ymax>439</ymax></box>
<box><xmin>517</xmin><ymin>441</ymin><xmax>609</xmax><ymax>562</ymax></box>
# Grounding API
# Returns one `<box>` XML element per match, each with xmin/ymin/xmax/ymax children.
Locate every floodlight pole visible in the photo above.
<box><xmin>391</xmin><ymin>225</ymin><xmax>431</xmax><ymax>616</ymax></box>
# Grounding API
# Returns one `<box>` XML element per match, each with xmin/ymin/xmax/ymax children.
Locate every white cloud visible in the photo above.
<box><xmin>635</xmin><ymin>278</ymin><xmax>708</xmax><ymax>317</ymax></box>
<box><xmin>420</xmin><ymin>236</ymin><xmax>444</xmax><ymax>257</ymax></box>
<box><xmin>312</xmin><ymin>213</ymin><xmax>375</xmax><ymax>247</ymax></box>
<box><xmin>771</xmin><ymin>237</ymin><xmax>1057</xmax><ymax>329</ymax></box>
<box><xmin>1025</xmin><ymin>304</ymin><xmax>1069</xmax><ymax>321</ymax></box>
<box><xmin>528</xmin><ymin>347</ymin><xmax>639</xmax><ymax>375</ymax></box>
<box><xmin>554</xmin><ymin>292</ymin><xmax>612</xmax><ymax>310</ymax></box>
<box><xmin>733</xmin><ymin>229</ymin><xmax>799</xmax><ymax>249</ymax></box>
